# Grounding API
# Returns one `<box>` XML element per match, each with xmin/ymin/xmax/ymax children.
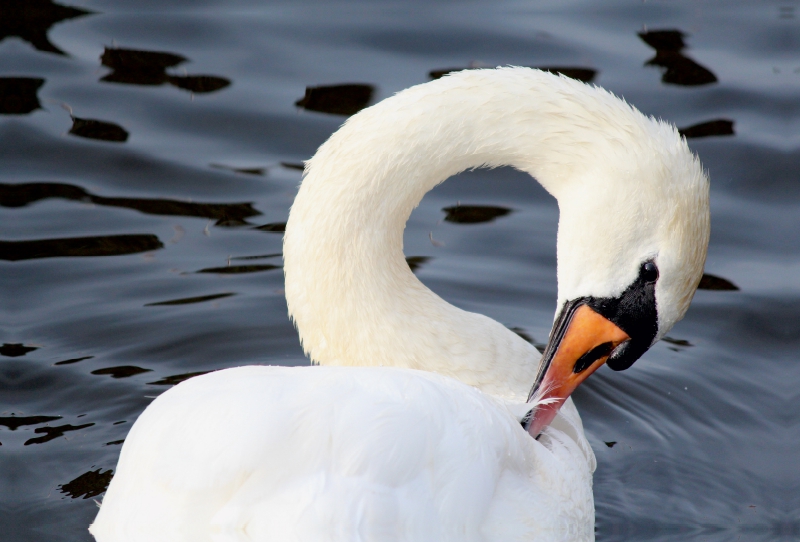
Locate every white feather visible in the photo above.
<box><xmin>91</xmin><ymin>367</ymin><xmax>595</xmax><ymax>542</ymax></box>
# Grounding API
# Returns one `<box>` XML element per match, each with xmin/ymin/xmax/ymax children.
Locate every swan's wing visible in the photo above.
<box><xmin>91</xmin><ymin>366</ymin><xmax>594</xmax><ymax>542</ymax></box>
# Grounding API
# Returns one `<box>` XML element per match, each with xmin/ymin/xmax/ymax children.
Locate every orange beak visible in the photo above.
<box><xmin>525</xmin><ymin>304</ymin><xmax>630</xmax><ymax>438</ymax></box>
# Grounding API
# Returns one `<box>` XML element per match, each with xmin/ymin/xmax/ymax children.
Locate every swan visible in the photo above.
<box><xmin>89</xmin><ymin>67</ymin><xmax>709</xmax><ymax>542</ymax></box>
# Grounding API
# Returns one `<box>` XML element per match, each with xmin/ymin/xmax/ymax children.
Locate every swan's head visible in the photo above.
<box><xmin>524</xmin><ymin>93</ymin><xmax>710</xmax><ymax>437</ymax></box>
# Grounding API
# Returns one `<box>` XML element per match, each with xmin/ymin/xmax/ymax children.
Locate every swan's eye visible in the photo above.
<box><xmin>642</xmin><ymin>261</ymin><xmax>658</xmax><ymax>283</ymax></box>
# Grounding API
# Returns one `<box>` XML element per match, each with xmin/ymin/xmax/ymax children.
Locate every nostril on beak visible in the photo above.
<box><xmin>573</xmin><ymin>341</ymin><xmax>614</xmax><ymax>373</ymax></box>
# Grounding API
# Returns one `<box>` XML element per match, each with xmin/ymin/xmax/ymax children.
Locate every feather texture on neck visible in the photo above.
<box><xmin>283</xmin><ymin>67</ymin><xmax>706</xmax><ymax>401</ymax></box>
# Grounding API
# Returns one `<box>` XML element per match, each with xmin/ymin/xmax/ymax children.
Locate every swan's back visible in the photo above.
<box><xmin>91</xmin><ymin>366</ymin><xmax>595</xmax><ymax>542</ymax></box>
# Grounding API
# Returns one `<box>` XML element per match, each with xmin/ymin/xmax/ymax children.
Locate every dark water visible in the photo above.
<box><xmin>1</xmin><ymin>1</ymin><xmax>797</xmax><ymax>540</ymax></box>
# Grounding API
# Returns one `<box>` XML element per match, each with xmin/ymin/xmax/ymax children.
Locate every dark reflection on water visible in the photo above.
<box><xmin>0</xmin><ymin>77</ymin><xmax>45</xmax><ymax>115</ymax></box>
<box><xmin>167</xmin><ymin>75</ymin><xmax>230</xmax><ymax>94</ymax></box>
<box><xmin>230</xmin><ymin>253</ymin><xmax>281</xmax><ymax>261</ymax></box>
<box><xmin>25</xmin><ymin>422</ymin><xmax>94</xmax><ymax>446</ymax></box>
<box><xmin>0</xmin><ymin>415</ymin><xmax>61</xmax><ymax>430</ymax></box>
<box><xmin>210</xmin><ymin>163</ymin><xmax>266</xmax><ymax>176</ymax></box>
<box><xmin>53</xmin><ymin>356</ymin><xmax>93</xmax><ymax>366</ymax></box>
<box><xmin>196</xmin><ymin>264</ymin><xmax>279</xmax><ymax>274</ymax></box>
<box><xmin>144</xmin><ymin>292</ymin><xmax>235</xmax><ymax>306</ymax></box>
<box><xmin>146</xmin><ymin>371</ymin><xmax>210</xmax><ymax>386</ymax></box>
<box><xmin>678</xmin><ymin>119</ymin><xmax>735</xmax><ymax>139</ymax></box>
<box><xmin>59</xmin><ymin>469</ymin><xmax>113</xmax><ymax>500</ymax></box>
<box><xmin>254</xmin><ymin>222</ymin><xmax>286</xmax><ymax>232</ymax></box>
<box><xmin>90</xmin><ymin>366</ymin><xmax>151</xmax><ymax>379</ymax></box>
<box><xmin>0</xmin><ymin>183</ymin><xmax>262</xmax><ymax>225</ymax></box>
<box><xmin>661</xmin><ymin>337</ymin><xmax>692</xmax><ymax>348</ymax></box>
<box><xmin>405</xmin><ymin>255</ymin><xmax>430</xmax><ymax>273</ymax></box>
<box><xmin>295</xmin><ymin>84</ymin><xmax>375</xmax><ymax>116</ymax></box>
<box><xmin>69</xmin><ymin>117</ymin><xmax>129</xmax><ymax>142</ymax></box>
<box><xmin>638</xmin><ymin>30</ymin><xmax>717</xmax><ymax>86</ymax></box>
<box><xmin>698</xmin><ymin>273</ymin><xmax>739</xmax><ymax>291</ymax></box>
<box><xmin>0</xmin><ymin>234</ymin><xmax>162</xmax><ymax>261</ymax></box>
<box><xmin>0</xmin><ymin>343</ymin><xmax>38</xmax><ymax>357</ymax></box>
<box><xmin>100</xmin><ymin>48</ymin><xmax>186</xmax><ymax>86</ymax></box>
<box><xmin>100</xmin><ymin>47</ymin><xmax>231</xmax><ymax>94</ymax></box>
<box><xmin>0</xmin><ymin>2</ymin><xmax>796</xmax><ymax>541</ymax></box>
<box><xmin>0</xmin><ymin>0</ymin><xmax>92</xmax><ymax>56</ymax></box>
<box><xmin>442</xmin><ymin>204</ymin><xmax>512</xmax><ymax>224</ymax></box>
<box><xmin>1</xmin><ymin>182</ymin><xmax>92</xmax><ymax>206</ymax></box>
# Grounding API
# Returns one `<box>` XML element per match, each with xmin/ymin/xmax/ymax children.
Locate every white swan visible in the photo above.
<box><xmin>90</xmin><ymin>67</ymin><xmax>709</xmax><ymax>542</ymax></box>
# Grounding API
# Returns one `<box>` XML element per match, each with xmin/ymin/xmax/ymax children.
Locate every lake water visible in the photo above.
<box><xmin>1</xmin><ymin>1</ymin><xmax>798</xmax><ymax>540</ymax></box>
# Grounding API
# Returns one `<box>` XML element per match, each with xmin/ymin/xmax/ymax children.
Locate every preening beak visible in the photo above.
<box><xmin>524</xmin><ymin>302</ymin><xmax>630</xmax><ymax>438</ymax></box>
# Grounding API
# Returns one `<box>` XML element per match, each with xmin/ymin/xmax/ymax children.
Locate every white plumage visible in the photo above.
<box><xmin>92</xmin><ymin>367</ymin><xmax>594</xmax><ymax>542</ymax></box>
<box><xmin>91</xmin><ymin>67</ymin><xmax>709</xmax><ymax>541</ymax></box>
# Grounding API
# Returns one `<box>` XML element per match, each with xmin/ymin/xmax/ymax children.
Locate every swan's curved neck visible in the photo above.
<box><xmin>284</xmin><ymin>69</ymin><xmax>659</xmax><ymax>400</ymax></box>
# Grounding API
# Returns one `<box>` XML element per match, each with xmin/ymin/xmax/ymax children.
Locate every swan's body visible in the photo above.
<box><xmin>91</xmin><ymin>68</ymin><xmax>709</xmax><ymax>541</ymax></box>
<box><xmin>91</xmin><ymin>367</ymin><xmax>594</xmax><ymax>542</ymax></box>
